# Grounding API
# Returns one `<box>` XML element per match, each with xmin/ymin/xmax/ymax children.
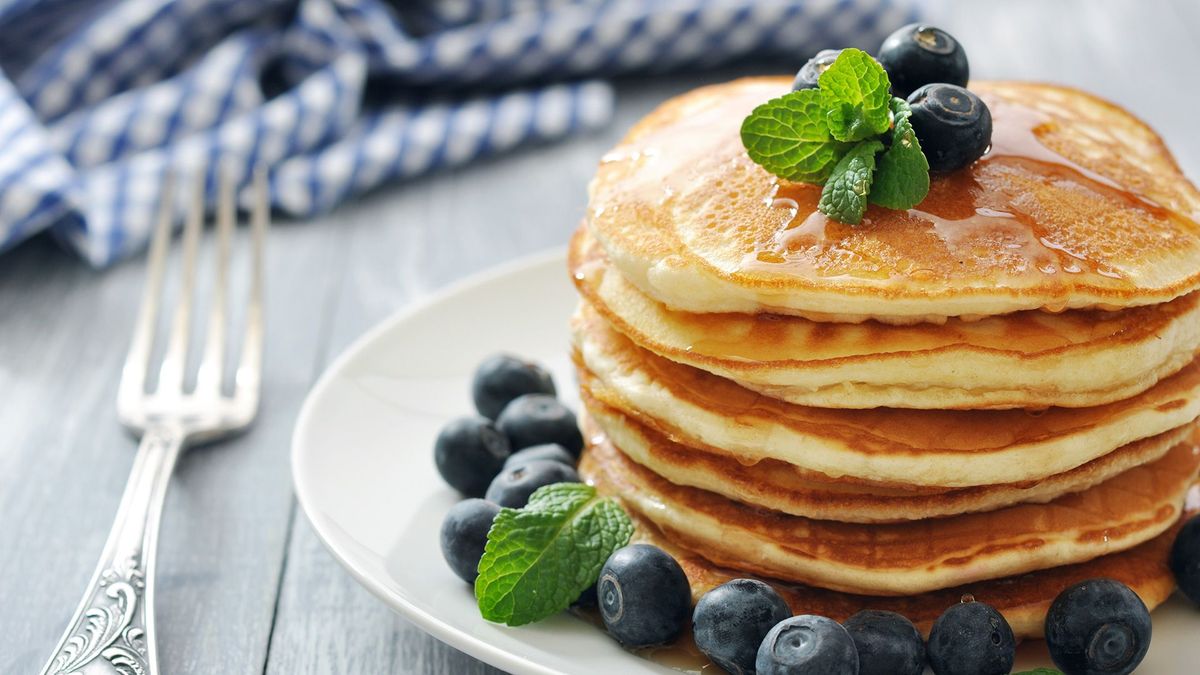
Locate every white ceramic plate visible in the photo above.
<box><xmin>292</xmin><ymin>250</ymin><xmax>1198</xmax><ymax>674</ymax></box>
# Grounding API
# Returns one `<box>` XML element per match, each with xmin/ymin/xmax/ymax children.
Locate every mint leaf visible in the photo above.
<box><xmin>740</xmin><ymin>88</ymin><xmax>853</xmax><ymax>183</ymax></box>
<box><xmin>819</xmin><ymin>48</ymin><xmax>892</xmax><ymax>142</ymax></box>
<box><xmin>818</xmin><ymin>140</ymin><xmax>883</xmax><ymax>225</ymax></box>
<box><xmin>871</xmin><ymin>97</ymin><xmax>930</xmax><ymax>210</ymax></box>
<box><xmin>474</xmin><ymin>483</ymin><xmax>634</xmax><ymax>626</ymax></box>
<box><xmin>1013</xmin><ymin>670</ymin><xmax>1064</xmax><ymax>675</ymax></box>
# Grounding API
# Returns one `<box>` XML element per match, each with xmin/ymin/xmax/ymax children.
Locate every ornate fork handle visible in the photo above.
<box><xmin>42</xmin><ymin>425</ymin><xmax>184</xmax><ymax>675</ymax></box>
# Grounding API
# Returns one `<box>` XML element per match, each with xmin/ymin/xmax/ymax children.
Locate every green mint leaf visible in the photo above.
<box><xmin>870</xmin><ymin>97</ymin><xmax>930</xmax><ymax>210</ymax></box>
<box><xmin>1012</xmin><ymin>670</ymin><xmax>1065</xmax><ymax>675</ymax></box>
<box><xmin>818</xmin><ymin>140</ymin><xmax>883</xmax><ymax>225</ymax></box>
<box><xmin>474</xmin><ymin>483</ymin><xmax>634</xmax><ymax>626</ymax></box>
<box><xmin>819</xmin><ymin>48</ymin><xmax>892</xmax><ymax>142</ymax></box>
<box><xmin>740</xmin><ymin>88</ymin><xmax>853</xmax><ymax>183</ymax></box>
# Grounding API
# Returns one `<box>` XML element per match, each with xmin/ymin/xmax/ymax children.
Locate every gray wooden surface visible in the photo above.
<box><xmin>3</xmin><ymin>1</ymin><xmax>1199</xmax><ymax>673</ymax></box>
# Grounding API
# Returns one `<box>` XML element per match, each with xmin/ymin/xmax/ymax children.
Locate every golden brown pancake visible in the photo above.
<box><xmin>584</xmin><ymin>399</ymin><xmax>1193</xmax><ymax>522</ymax></box>
<box><xmin>587</xmin><ymin>78</ymin><xmax>1200</xmax><ymax>323</ymax></box>
<box><xmin>571</xmin><ymin>227</ymin><xmax>1200</xmax><ymax>409</ymax></box>
<box><xmin>625</xmin><ymin>508</ymin><xmax>1187</xmax><ymax>640</ymax></box>
<box><xmin>574</xmin><ymin>305</ymin><xmax>1200</xmax><ymax>487</ymax></box>
<box><xmin>580</xmin><ymin>428</ymin><xmax>1200</xmax><ymax>596</ymax></box>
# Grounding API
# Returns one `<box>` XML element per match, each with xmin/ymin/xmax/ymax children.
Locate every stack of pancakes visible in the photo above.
<box><xmin>571</xmin><ymin>77</ymin><xmax>1200</xmax><ymax>638</ymax></box>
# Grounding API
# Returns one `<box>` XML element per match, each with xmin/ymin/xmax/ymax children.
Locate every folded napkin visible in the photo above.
<box><xmin>0</xmin><ymin>0</ymin><xmax>917</xmax><ymax>266</ymax></box>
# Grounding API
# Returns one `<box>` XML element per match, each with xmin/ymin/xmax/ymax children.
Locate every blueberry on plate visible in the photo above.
<box><xmin>792</xmin><ymin>49</ymin><xmax>842</xmax><ymax>91</ymax></box>
<box><xmin>876</xmin><ymin>23</ymin><xmax>969</xmax><ymax>98</ymax></box>
<box><xmin>472</xmin><ymin>354</ymin><xmax>556</xmax><ymax>420</ymax></box>
<box><xmin>927</xmin><ymin>599</ymin><xmax>1014</xmax><ymax>675</ymax></box>
<box><xmin>1045</xmin><ymin>578</ymin><xmax>1151</xmax><ymax>675</ymax></box>
<box><xmin>434</xmin><ymin>416</ymin><xmax>511</xmax><ymax>496</ymax></box>
<box><xmin>572</xmin><ymin>583</ymin><xmax>599</xmax><ymax>610</ymax></box>
<box><xmin>693</xmin><ymin>578</ymin><xmax>792</xmax><ymax>674</ymax></box>
<box><xmin>496</xmin><ymin>394</ymin><xmax>584</xmax><ymax>456</ymax></box>
<box><xmin>598</xmin><ymin>544</ymin><xmax>691</xmax><ymax>649</ymax></box>
<box><xmin>843</xmin><ymin>609</ymin><xmax>925</xmax><ymax>675</ymax></box>
<box><xmin>1169</xmin><ymin>514</ymin><xmax>1200</xmax><ymax>605</ymax></box>
<box><xmin>756</xmin><ymin>615</ymin><xmax>859</xmax><ymax>675</ymax></box>
<box><xmin>483</xmin><ymin>459</ymin><xmax>580</xmax><ymax>508</ymax></box>
<box><xmin>503</xmin><ymin>443</ymin><xmax>576</xmax><ymax>471</ymax></box>
<box><xmin>906</xmin><ymin>83</ymin><xmax>992</xmax><ymax>173</ymax></box>
<box><xmin>439</xmin><ymin>498</ymin><xmax>500</xmax><ymax>584</ymax></box>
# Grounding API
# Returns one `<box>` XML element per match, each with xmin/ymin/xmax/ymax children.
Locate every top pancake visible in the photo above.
<box><xmin>588</xmin><ymin>78</ymin><xmax>1200</xmax><ymax>323</ymax></box>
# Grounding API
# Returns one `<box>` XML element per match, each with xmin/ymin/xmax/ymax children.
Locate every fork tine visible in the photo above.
<box><xmin>235</xmin><ymin>166</ymin><xmax>268</xmax><ymax>408</ymax></box>
<box><xmin>196</xmin><ymin>163</ymin><xmax>236</xmax><ymax>396</ymax></box>
<box><xmin>156</xmin><ymin>168</ymin><xmax>205</xmax><ymax>395</ymax></box>
<box><xmin>119</xmin><ymin>170</ymin><xmax>176</xmax><ymax>409</ymax></box>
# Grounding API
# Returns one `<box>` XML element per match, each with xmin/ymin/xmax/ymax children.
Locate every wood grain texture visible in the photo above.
<box><xmin>1</xmin><ymin>1</ymin><xmax>1198</xmax><ymax>674</ymax></box>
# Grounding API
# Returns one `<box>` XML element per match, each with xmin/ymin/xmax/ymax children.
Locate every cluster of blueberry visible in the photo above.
<box><xmin>436</xmin><ymin>355</ymin><xmax>587</xmax><ymax>583</ymax></box>
<box><xmin>795</xmin><ymin>23</ymin><xmax>991</xmax><ymax>172</ymax></box>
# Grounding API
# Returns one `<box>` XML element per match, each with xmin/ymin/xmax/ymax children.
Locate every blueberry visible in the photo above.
<box><xmin>434</xmin><ymin>416</ymin><xmax>511</xmax><ymax>496</ymax></box>
<box><xmin>906</xmin><ymin>83</ymin><xmax>992</xmax><ymax>172</ymax></box>
<box><xmin>792</xmin><ymin>49</ymin><xmax>843</xmax><ymax>91</ymax></box>
<box><xmin>503</xmin><ymin>443</ymin><xmax>576</xmax><ymax>471</ymax></box>
<box><xmin>496</xmin><ymin>394</ymin><xmax>584</xmax><ymax>456</ymax></box>
<box><xmin>483</xmin><ymin>459</ymin><xmax>580</xmax><ymax>508</ymax></box>
<box><xmin>439</xmin><ymin>498</ymin><xmax>500</xmax><ymax>584</ymax></box>
<box><xmin>1045</xmin><ymin>578</ymin><xmax>1151</xmax><ymax>675</ymax></box>
<box><xmin>927</xmin><ymin>600</ymin><xmax>1014</xmax><ymax>675</ymax></box>
<box><xmin>693</xmin><ymin>579</ymin><xmax>792</xmax><ymax>674</ymax></box>
<box><xmin>1170</xmin><ymin>515</ymin><xmax>1200</xmax><ymax>605</ymax></box>
<box><xmin>573</xmin><ymin>583</ymin><xmax>599</xmax><ymax>610</ymax></box>
<box><xmin>598</xmin><ymin>544</ymin><xmax>691</xmax><ymax>648</ymax></box>
<box><xmin>844</xmin><ymin>610</ymin><xmax>924</xmax><ymax>675</ymax></box>
<box><xmin>756</xmin><ymin>615</ymin><xmax>859</xmax><ymax>675</ymax></box>
<box><xmin>876</xmin><ymin>23</ymin><xmax>969</xmax><ymax>99</ymax></box>
<box><xmin>472</xmin><ymin>354</ymin><xmax>557</xmax><ymax>420</ymax></box>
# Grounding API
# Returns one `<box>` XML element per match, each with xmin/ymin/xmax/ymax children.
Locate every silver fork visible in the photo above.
<box><xmin>40</xmin><ymin>166</ymin><xmax>269</xmax><ymax>675</ymax></box>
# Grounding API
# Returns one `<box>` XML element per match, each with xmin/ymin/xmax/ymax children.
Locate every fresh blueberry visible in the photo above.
<box><xmin>472</xmin><ymin>354</ymin><xmax>557</xmax><ymax>420</ymax></box>
<box><xmin>434</xmin><ymin>416</ymin><xmax>511</xmax><ymax>497</ymax></box>
<box><xmin>906</xmin><ymin>83</ymin><xmax>992</xmax><ymax>172</ymax></box>
<box><xmin>843</xmin><ymin>610</ymin><xmax>924</xmax><ymax>675</ymax></box>
<box><xmin>573</xmin><ymin>583</ymin><xmax>599</xmax><ymax>610</ymax></box>
<box><xmin>496</xmin><ymin>394</ymin><xmax>584</xmax><ymax>456</ymax></box>
<box><xmin>1170</xmin><ymin>515</ymin><xmax>1200</xmax><ymax>605</ymax></box>
<box><xmin>483</xmin><ymin>459</ymin><xmax>580</xmax><ymax>508</ymax></box>
<box><xmin>792</xmin><ymin>49</ymin><xmax>843</xmax><ymax>91</ymax></box>
<box><xmin>756</xmin><ymin>615</ymin><xmax>859</xmax><ymax>675</ymax></box>
<box><xmin>598</xmin><ymin>544</ymin><xmax>692</xmax><ymax>648</ymax></box>
<box><xmin>876</xmin><ymin>23</ymin><xmax>969</xmax><ymax>99</ymax></box>
<box><xmin>927</xmin><ymin>600</ymin><xmax>1014</xmax><ymax>675</ymax></box>
<box><xmin>693</xmin><ymin>578</ymin><xmax>792</xmax><ymax>674</ymax></box>
<box><xmin>439</xmin><ymin>498</ymin><xmax>500</xmax><ymax>584</ymax></box>
<box><xmin>1045</xmin><ymin>578</ymin><xmax>1151</xmax><ymax>675</ymax></box>
<box><xmin>503</xmin><ymin>443</ymin><xmax>576</xmax><ymax>471</ymax></box>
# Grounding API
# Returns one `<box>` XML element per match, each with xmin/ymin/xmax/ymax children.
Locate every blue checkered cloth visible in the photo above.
<box><xmin>0</xmin><ymin>0</ymin><xmax>919</xmax><ymax>266</ymax></box>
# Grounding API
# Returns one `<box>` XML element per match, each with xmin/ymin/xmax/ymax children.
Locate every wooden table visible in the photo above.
<box><xmin>4</xmin><ymin>1</ymin><xmax>1198</xmax><ymax>672</ymax></box>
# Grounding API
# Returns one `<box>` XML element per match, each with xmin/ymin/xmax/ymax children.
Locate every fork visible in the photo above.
<box><xmin>40</xmin><ymin>165</ymin><xmax>269</xmax><ymax>675</ymax></box>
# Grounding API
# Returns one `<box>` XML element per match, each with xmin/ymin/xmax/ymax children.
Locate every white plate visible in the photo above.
<box><xmin>292</xmin><ymin>250</ymin><xmax>1199</xmax><ymax>674</ymax></box>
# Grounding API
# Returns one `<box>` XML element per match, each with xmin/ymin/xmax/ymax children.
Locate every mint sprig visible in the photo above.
<box><xmin>740</xmin><ymin>48</ymin><xmax>930</xmax><ymax>224</ymax></box>
<box><xmin>474</xmin><ymin>483</ymin><xmax>634</xmax><ymax>626</ymax></box>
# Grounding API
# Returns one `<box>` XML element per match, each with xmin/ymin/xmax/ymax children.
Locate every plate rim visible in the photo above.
<box><xmin>291</xmin><ymin>247</ymin><xmax>570</xmax><ymax>675</ymax></box>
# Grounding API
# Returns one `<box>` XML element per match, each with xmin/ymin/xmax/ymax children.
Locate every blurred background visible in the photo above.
<box><xmin>2</xmin><ymin>0</ymin><xmax>1198</xmax><ymax>673</ymax></box>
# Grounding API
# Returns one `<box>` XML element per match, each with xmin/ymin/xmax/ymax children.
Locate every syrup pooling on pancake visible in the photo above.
<box><xmin>588</xmin><ymin>79</ymin><xmax>1200</xmax><ymax>321</ymax></box>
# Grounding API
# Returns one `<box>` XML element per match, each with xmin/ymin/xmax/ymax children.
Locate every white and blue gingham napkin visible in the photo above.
<box><xmin>0</xmin><ymin>0</ymin><xmax>919</xmax><ymax>267</ymax></box>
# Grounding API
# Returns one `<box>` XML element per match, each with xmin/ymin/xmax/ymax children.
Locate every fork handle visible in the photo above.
<box><xmin>41</xmin><ymin>425</ymin><xmax>184</xmax><ymax>675</ymax></box>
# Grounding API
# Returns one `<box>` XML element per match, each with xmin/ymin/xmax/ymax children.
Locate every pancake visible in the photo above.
<box><xmin>580</xmin><ymin>429</ymin><xmax>1200</xmax><ymax>596</ymax></box>
<box><xmin>625</xmin><ymin>507</ymin><xmax>1188</xmax><ymax>640</ymax></box>
<box><xmin>574</xmin><ymin>305</ymin><xmax>1200</xmax><ymax>487</ymax></box>
<box><xmin>571</xmin><ymin>227</ymin><xmax>1200</xmax><ymax>410</ymax></box>
<box><xmin>587</xmin><ymin>78</ymin><xmax>1200</xmax><ymax>323</ymax></box>
<box><xmin>584</xmin><ymin>399</ymin><xmax>1193</xmax><ymax>522</ymax></box>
